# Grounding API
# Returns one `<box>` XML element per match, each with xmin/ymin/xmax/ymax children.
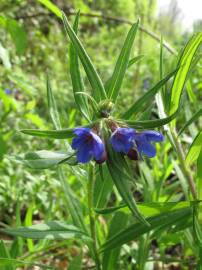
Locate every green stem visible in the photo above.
<box><xmin>168</xmin><ymin>129</ymin><xmax>197</xmax><ymax>200</ymax></box>
<box><xmin>88</xmin><ymin>163</ymin><xmax>101</xmax><ymax>270</ymax></box>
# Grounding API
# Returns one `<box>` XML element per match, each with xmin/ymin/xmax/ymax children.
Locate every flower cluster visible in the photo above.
<box><xmin>71</xmin><ymin>125</ymin><xmax>164</xmax><ymax>164</ymax></box>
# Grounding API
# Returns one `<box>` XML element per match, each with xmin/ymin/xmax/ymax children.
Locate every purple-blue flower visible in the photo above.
<box><xmin>110</xmin><ymin>127</ymin><xmax>136</xmax><ymax>154</ymax></box>
<box><xmin>71</xmin><ymin>127</ymin><xmax>105</xmax><ymax>164</ymax></box>
<box><xmin>134</xmin><ymin>130</ymin><xmax>164</xmax><ymax>158</ymax></box>
<box><xmin>4</xmin><ymin>89</ymin><xmax>11</xmax><ymax>95</ymax></box>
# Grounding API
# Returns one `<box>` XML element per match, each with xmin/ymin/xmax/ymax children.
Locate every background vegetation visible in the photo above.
<box><xmin>0</xmin><ymin>0</ymin><xmax>202</xmax><ymax>269</ymax></box>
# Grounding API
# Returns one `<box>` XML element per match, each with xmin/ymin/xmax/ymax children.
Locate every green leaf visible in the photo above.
<box><xmin>178</xmin><ymin>109</ymin><xmax>202</xmax><ymax>136</ymax></box>
<box><xmin>0</xmin><ymin>258</ymin><xmax>55</xmax><ymax>269</ymax></box>
<box><xmin>106</xmin><ymin>141</ymin><xmax>149</xmax><ymax>226</ymax></box>
<box><xmin>47</xmin><ymin>76</ymin><xmax>62</xmax><ymax>129</ymax></box>
<box><xmin>125</xmin><ymin>109</ymin><xmax>179</xmax><ymax>128</ymax></box>
<box><xmin>95</xmin><ymin>204</ymin><xmax>126</xmax><ymax>215</ymax></box>
<box><xmin>94</xmin><ymin>164</ymin><xmax>114</xmax><ymax>209</ymax></box>
<box><xmin>58</xmin><ymin>168</ymin><xmax>87</xmax><ymax>232</ymax></box>
<box><xmin>37</xmin><ymin>0</ymin><xmax>62</xmax><ymax>17</ymax></box>
<box><xmin>122</xmin><ymin>68</ymin><xmax>178</xmax><ymax>119</ymax></box>
<box><xmin>62</xmin><ymin>12</ymin><xmax>107</xmax><ymax>101</ymax></box>
<box><xmin>100</xmin><ymin>206</ymin><xmax>192</xmax><ymax>252</ymax></box>
<box><xmin>95</xmin><ymin>201</ymin><xmax>192</xmax><ymax>216</ymax></box>
<box><xmin>0</xmin><ymin>16</ymin><xmax>27</xmax><ymax>55</ymax></box>
<box><xmin>107</xmin><ymin>20</ymin><xmax>139</xmax><ymax>102</ymax></box>
<box><xmin>21</xmin><ymin>128</ymin><xmax>74</xmax><ymax>139</ymax></box>
<box><xmin>0</xmin><ymin>241</ymin><xmax>14</xmax><ymax>270</ymax></box>
<box><xmin>68</xmin><ymin>252</ymin><xmax>82</xmax><ymax>270</ymax></box>
<box><xmin>16</xmin><ymin>150</ymin><xmax>76</xmax><ymax>169</ymax></box>
<box><xmin>102</xmin><ymin>212</ymin><xmax>128</xmax><ymax>270</ymax></box>
<box><xmin>186</xmin><ymin>130</ymin><xmax>202</xmax><ymax>166</ymax></box>
<box><xmin>197</xmin><ymin>149</ymin><xmax>202</xmax><ymax>179</ymax></box>
<box><xmin>128</xmin><ymin>55</ymin><xmax>144</xmax><ymax>68</ymax></box>
<box><xmin>69</xmin><ymin>12</ymin><xmax>90</xmax><ymax>121</ymax></box>
<box><xmin>170</xmin><ymin>33</ymin><xmax>202</xmax><ymax>115</ymax></box>
<box><xmin>193</xmin><ymin>203</ymin><xmax>202</xmax><ymax>247</ymax></box>
<box><xmin>2</xmin><ymin>221</ymin><xmax>92</xmax><ymax>242</ymax></box>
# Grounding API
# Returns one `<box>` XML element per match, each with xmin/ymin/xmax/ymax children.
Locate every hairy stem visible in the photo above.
<box><xmin>88</xmin><ymin>163</ymin><xmax>101</xmax><ymax>270</ymax></box>
<box><xmin>169</xmin><ymin>129</ymin><xmax>197</xmax><ymax>200</ymax></box>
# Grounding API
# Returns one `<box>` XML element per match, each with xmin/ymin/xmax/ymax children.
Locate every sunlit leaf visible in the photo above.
<box><xmin>186</xmin><ymin>130</ymin><xmax>202</xmax><ymax>165</ymax></box>
<box><xmin>170</xmin><ymin>33</ymin><xmax>202</xmax><ymax>115</ymax></box>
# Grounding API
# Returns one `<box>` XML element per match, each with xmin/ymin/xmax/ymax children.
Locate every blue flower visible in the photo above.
<box><xmin>110</xmin><ymin>127</ymin><xmax>135</xmax><ymax>154</ymax></box>
<box><xmin>71</xmin><ymin>127</ymin><xmax>105</xmax><ymax>164</ymax></box>
<box><xmin>4</xmin><ymin>89</ymin><xmax>11</xmax><ymax>95</ymax></box>
<box><xmin>134</xmin><ymin>130</ymin><xmax>164</xmax><ymax>158</ymax></box>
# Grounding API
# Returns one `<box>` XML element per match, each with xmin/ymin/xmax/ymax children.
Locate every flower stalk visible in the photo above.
<box><xmin>87</xmin><ymin>163</ymin><xmax>101</xmax><ymax>270</ymax></box>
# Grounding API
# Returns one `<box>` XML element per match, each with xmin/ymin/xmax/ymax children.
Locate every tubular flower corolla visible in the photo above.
<box><xmin>72</xmin><ymin>127</ymin><xmax>105</xmax><ymax>163</ymax></box>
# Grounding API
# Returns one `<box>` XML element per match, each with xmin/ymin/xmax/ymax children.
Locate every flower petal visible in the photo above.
<box><xmin>89</xmin><ymin>132</ymin><xmax>105</xmax><ymax>160</ymax></box>
<box><xmin>142</xmin><ymin>130</ymin><xmax>164</xmax><ymax>142</ymax></box>
<box><xmin>110</xmin><ymin>127</ymin><xmax>135</xmax><ymax>154</ymax></box>
<box><xmin>135</xmin><ymin>134</ymin><xmax>156</xmax><ymax>158</ymax></box>
<box><xmin>74</xmin><ymin>127</ymin><xmax>90</xmax><ymax>136</ymax></box>
<box><xmin>76</xmin><ymin>145</ymin><xmax>92</xmax><ymax>163</ymax></box>
<box><xmin>72</xmin><ymin>136</ymin><xmax>84</xmax><ymax>150</ymax></box>
<box><xmin>71</xmin><ymin>127</ymin><xmax>105</xmax><ymax>163</ymax></box>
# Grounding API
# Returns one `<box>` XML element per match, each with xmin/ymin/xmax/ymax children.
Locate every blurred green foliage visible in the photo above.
<box><xmin>0</xmin><ymin>0</ymin><xmax>202</xmax><ymax>269</ymax></box>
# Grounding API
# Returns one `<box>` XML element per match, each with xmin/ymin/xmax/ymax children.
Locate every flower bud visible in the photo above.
<box><xmin>95</xmin><ymin>150</ymin><xmax>107</xmax><ymax>164</ymax></box>
<box><xmin>127</xmin><ymin>149</ymin><xmax>138</xmax><ymax>160</ymax></box>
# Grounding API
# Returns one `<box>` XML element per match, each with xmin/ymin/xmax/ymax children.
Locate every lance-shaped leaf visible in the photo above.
<box><xmin>102</xmin><ymin>212</ymin><xmax>128</xmax><ymax>270</ymax></box>
<box><xmin>2</xmin><ymin>221</ymin><xmax>92</xmax><ymax>242</ymax></box>
<box><xmin>47</xmin><ymin>76</ymin><xmax>61</xmax><ymax>130</ymax></box>
<box><xmin>62</xmin><ymin>12</ymin><xmax>107</xmax><ymax>101</ymax></box>
<box><xmin>170</xmin><ymin>33</ymin><xmax>202</xmax><ymax>116</ymax></box>
<box><xmin>122</xmin><ymin>68</ymin><xmax>178</xmax><ymax>119</ymax></box>
<box><xmin>100</xmin><ymin>206</ymin><xmax>192</xmax><ymax>252</ymax></box>
<box><xmin>128</xmin><ymin>55</ymin><xmax>144</xmax><ymax>68</ymax></box>
<box><xmin>124</xmin><ymin>109</ymin><xmax>179</xmax><ymax>129</ymax></box>
<box><xmin>15</xmin><ymin>150</ymin><xmax>76</xmax><ymax>169</ymax></box>
<box><xmin>58</xmin><ymin>168</ymin><xmax>87</xmax><ymax>232</ymax></box>
<box><xmin>193</xmin><ymin>203</ymin><xmax>202</xmax><ymax>247</ymax></box>
<box><xmin>21</xmin><ymin>128</ymin><xmax>74</xmax><ymax>139</ymax></box>
<box><xmin>178</xmin><ymin>108</ymin><xmax>202</xmax><ymax>136</ymax></box>
<box><xmin>186</xmin><ymin>130</ymin><xmax>202</xmax><ymax>166</ymax></box>
<box><xmin>106</xmin><ymin>142</ymin><xmax>149</xmax><ymax>226</ymax></box>
<box><xmin>69</xmin><ymin>12</ymin><xmax>90</xmax><ymax>121</ymax></box>
<box><xmin>107</xmin><ymin>20</ymin><xmax>139</xmax><ymax>102</ymax></box>
<box><xmin>46</xmin><ymin>71</ymin><xmax>88</xmax><ymax>233</ymax></box>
